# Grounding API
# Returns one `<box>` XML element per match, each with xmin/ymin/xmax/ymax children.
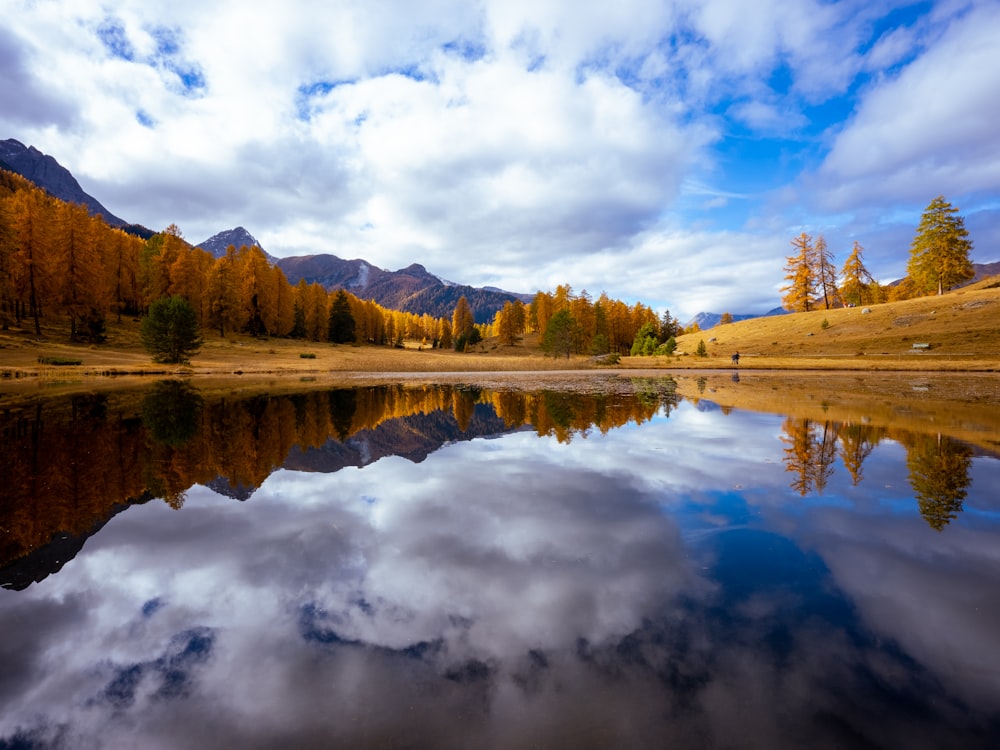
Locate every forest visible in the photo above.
<box><xmin>0</xmin><ymin>167</ymin><xmax>665</xmax><ymax>357</ymax></box>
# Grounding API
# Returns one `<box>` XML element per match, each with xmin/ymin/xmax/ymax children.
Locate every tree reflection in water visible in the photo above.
<box><xmin>778</xmin><ymin>416</ymin><xmax>974</xmax><ymax>529</ymax></box>
<box><xmin>903</xmin><ymin>433</ymin><xmax>974</xmax><ymax>531</ymax></box>
<box><xmin>1</xmin><ymin>378</ymin><xmax>999</xmax><ymax>748</ymax></box>
<box><xmin>0</xmin><ymin>378</ymin><xmax>987</xmax><ymax>580</ymax></box>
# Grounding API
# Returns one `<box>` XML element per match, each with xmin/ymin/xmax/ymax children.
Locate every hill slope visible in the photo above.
<box><xmin>674</xmin><ymin>275</ymin><xmax>1000</xmax><ymax>362</ymax></box>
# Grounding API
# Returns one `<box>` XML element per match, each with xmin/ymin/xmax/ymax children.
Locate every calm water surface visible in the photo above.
<box><xmin>1</xmin><ymin>377</ymin><xmax>999</xmax><ymax>749</ymax></box>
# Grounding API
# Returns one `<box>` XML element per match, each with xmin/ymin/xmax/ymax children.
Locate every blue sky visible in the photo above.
<box><xmin>2</xmin><ymin>0</ymin><xmax>998</xmax><ymax>319</ymax></box>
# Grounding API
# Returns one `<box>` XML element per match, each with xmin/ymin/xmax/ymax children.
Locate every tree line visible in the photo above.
<box><xmin>781</xmin><ymin>195</ymin><xmax>975</xmax><ymax>312</ymax></box>
<box><xmin>467</xmin><ymin>285</ymin><xmax>680</xmax><ymax>358</ymax></box>
<box><xmin>1</xmin><ymin>166</ymin><xmax>681</xmax><ymax>358</ymax></box>
<box><xmin>780</xmin><ymin>415</ymin><xmax>971</xmax><ymax>531</ymax></box>
<box><xmin>0</xmin><ymin>167</ymin><xmax>455</xmax><ymax>348</ymax></box>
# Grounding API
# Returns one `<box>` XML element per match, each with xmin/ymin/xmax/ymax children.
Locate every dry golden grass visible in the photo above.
<box><xmin>1</xmin><ymin>277</ymin><xmax>999</xmax><ymax>392</ymax></box>
<box><xmin>633</xmin><ymin>276</ymin><xmax>1000</xmax><ymax>372</ymax></box>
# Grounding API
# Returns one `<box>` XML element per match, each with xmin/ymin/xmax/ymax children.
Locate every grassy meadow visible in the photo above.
<box><xmin>1</xmin><ymin>276</ymin><xmax>999</xmax><ymax>393</ymax></box>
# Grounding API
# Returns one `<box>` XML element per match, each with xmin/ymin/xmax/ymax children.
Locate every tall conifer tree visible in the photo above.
<box><xmin>781</xmin><ymin>233</ymin><xmax>815</xmax><ymax>312</ymax></box>
<box><xmin>907</xmin><ymin>196</ymin><xmax>974</xmax><ymax>295</ymax></box>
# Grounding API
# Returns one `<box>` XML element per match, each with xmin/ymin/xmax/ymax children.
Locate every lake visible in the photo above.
<box><xmin>2</xmin><ymin>373</ymin><xmax>999</xmax><ymax>749</ymax></box>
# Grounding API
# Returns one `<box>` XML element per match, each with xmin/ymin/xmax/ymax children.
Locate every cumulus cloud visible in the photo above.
<box><xmin>1</xmin><ymin>0</ymin><xmax>998</xmax><ymax>316</ymax></box>
<box><xmin>817</xmin><ymin>2</ymin><xmax>1000</xmax><ymax>210</ymax></box>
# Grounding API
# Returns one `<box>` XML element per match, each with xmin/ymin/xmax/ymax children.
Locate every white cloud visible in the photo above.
<box><xmin>1</xmin><ymin>0</ymin><xmax>998</xmax><ymax>316</ymax></box>
<box><xmin>817</xmin><ymin>2</ymin><xmax>1000</xmax><ymax>209</ymax></box>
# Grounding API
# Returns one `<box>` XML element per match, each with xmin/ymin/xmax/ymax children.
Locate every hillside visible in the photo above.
<box><xmin>671</xmin><ymin>275</ymin><xmax>1000</xmax><ymax>365</ymax></box>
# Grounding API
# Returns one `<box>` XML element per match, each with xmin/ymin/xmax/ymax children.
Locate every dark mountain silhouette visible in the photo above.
<box><xmin>0</xmin><ymin>493</ymin><xmax>155</xmax><ymax>591</ymax></box>
<box><xmin>0</xmin><ymin>138</ymin><xmax>127</xmax><ymax>227</ymax></box>
<box><xmin>204</xmin><ymin>476</ymin><xmax>259</xmax><ymax>502</ymax></box>
<box><xmin>971</xmin><ymin>261</ymin><xmax>1000</xmax><ymax>283</ymax></box>
<box><xmin>284</xmin><ymin>404</ymin><xmax>518</xmax><ymax>473</ymax></box>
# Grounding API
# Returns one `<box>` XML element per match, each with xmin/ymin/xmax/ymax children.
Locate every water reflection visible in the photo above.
<box><xmin>1</xmin><ymin>378</ymin><xmax>999</xmax><ymax>748</ymax></box>
<box><xmin>778</xmin><ymin>416</ymin><xmax>974</xmax><ymax>530</ymax></box>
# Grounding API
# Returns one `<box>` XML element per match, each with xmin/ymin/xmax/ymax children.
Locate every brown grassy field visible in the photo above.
<box><xmin>660</xmin><ymin>275</ymin><xmax>1000</xmax><ymax>371</ymax></box>
<box><xmin>2</xmin><ymin>276</ymin><xmax>999</xmax><ymax>389</ymax></box>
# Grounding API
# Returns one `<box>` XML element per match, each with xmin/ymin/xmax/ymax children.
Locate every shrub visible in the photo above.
<box><xmin>821</xmin><ymin>318</ymin><xmax>830</xmax><ymax>330</ymax></box>
<box><xmin>37</xmin><ymin>356</ymin><xmax>82</xmax><ymax>366</ymax></box>
<box><xmin>454</xmin><ymin>327</ymin><xmax>483</xmax><ymax>352</ymax></box>
<box><xmin>654</xmin><ymin>336</ymin><xmax>677</xmax><ymax>356</ymax></box>
<box><xmin>299</xmin><ymin>352</ymin><xmax>317</xmax><ymax>359</ymax></box>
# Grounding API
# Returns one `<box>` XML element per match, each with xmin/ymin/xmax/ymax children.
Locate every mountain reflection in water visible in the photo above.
<box><xmin>1</xmin><ymin>378</ymin><xmax>998</xmax><ymax>749</ymax></box>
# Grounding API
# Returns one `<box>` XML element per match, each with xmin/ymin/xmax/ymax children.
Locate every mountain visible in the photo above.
<box><xmin>688</xmin><ymin>307</ymin><xmax>788</xmax><ymax>330</ymax></box>
<box><xmin>0</xmin><ymin>138</ymin><xmax>128</xmax><ymax>227</ymax></box>
<box><xmin>195</xmin><ymin>226</ymin><xmax>276</xmax><ymax>261</ymax></box>
<box><xmin>284</xmin><ymin>403</ymin><xmax>519</xmax><ymax>473</ymax></box>
<box><xmin>971</xmin><ymin>261</ymin><xmax>1000</xmax><ymax>283</ymax></box>
<box><xmin>277</xmin><ymin>254</ymin><xmax>530</xmax><ymax>323</ymax></box>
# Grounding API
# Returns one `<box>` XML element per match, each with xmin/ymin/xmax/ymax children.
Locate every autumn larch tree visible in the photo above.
<box><xmin>781</xmin><ymin>233</ymin><xmax>816</xmax><ymax>312</ymax></box>
<box><xmin>495</xmin><ymin>299</ymin><xmax>526</xmax><ymax>346</ymax></box>
<box><xmin>839</xmin><ymin>241</ymin><xmax>875</xmax><ymax>307</ymax></box>
<box><xmin>452</xmin><ymin>295</ymin><xmax>476</xmax><ymax>351</ymax></box>
<box><xmin>452</xmin><ymin>295</ymin><xmax>474</xmax><ymax>338</ymax></box>
<box><xmin>903</xmin><ymin>432</ymin><xmax>973</xmax><ymax>531</ymax></box>
<box><xmin>53</xmin><ymin>202</ymin><xmax>109</xmax><ymax>341</ymax></box>
<box><xmin>206</xmin><ymin>250</ymin><xmax>240</xmax><ymax>337</ymax></box>
<box><xmin>812</xmin><ymin>235</ymin><xmax>840</xmax><ymax>309</ymax></box>
<box><xmin>9</xmin><ymin>188</ymin><xmax>52</xmax><ymax>335</ymax></box>
<box><xmin>907</xmin><ymin>195</ymin><xmax>974</xmax><ymax>296</ymax></box>
<box><xmin>239</xmin><ymin>245</ymin><xmax>274</xmax><ymax>337</ymax></box>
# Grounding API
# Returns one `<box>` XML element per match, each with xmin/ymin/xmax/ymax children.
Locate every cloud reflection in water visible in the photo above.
<box><xmin>1</xmin><ymin>391</ymin><xmax>999</xmax><ymax>749</ymax></box>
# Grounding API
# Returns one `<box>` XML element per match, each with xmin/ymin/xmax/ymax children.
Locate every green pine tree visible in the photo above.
<box><xmin>328</xmin><ymin>290</ymin><xmax>356</xmax><ymax>343</ymax></box>
<box><xmin>141</xmin><ymin>295</ymin><xmax>203</xmax><ymax>364</ymax></box>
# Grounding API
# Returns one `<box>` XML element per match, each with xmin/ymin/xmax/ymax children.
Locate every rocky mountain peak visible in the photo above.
<box><xmin>195</xmin><ymin>226</ymin><xmax>270</xmax><ymax>259</ymax></box>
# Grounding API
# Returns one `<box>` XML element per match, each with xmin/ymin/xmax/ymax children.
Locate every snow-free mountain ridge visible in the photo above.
<box><xmin>0</xmin><ymin>138</ymin><xmax>128</xmax><ymax>228</ymax></box>
<box><xmin>6</xmin><ymin>137</ymin><xmax>995</xmax><ymax>327</ymax></box>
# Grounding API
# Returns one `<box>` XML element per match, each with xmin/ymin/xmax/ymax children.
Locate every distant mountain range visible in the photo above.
<box><xmin>194</xmin><ymin>226</ymin><xmax>528</xmax><ymax>322</ymax></box>
<box><xmin>5</xmin><ymin>137</ymin><xmax>996</xmax><ymax>325</ymax></box>
<box><xmin>275</xmin><ymin>255</ymin><xmax>531</xmax><ymax>323</ymax></box>
<box><xmin>686</xmin><ymin>308</ymin><xmax>789</xmax><ymax>329</ymax></box>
